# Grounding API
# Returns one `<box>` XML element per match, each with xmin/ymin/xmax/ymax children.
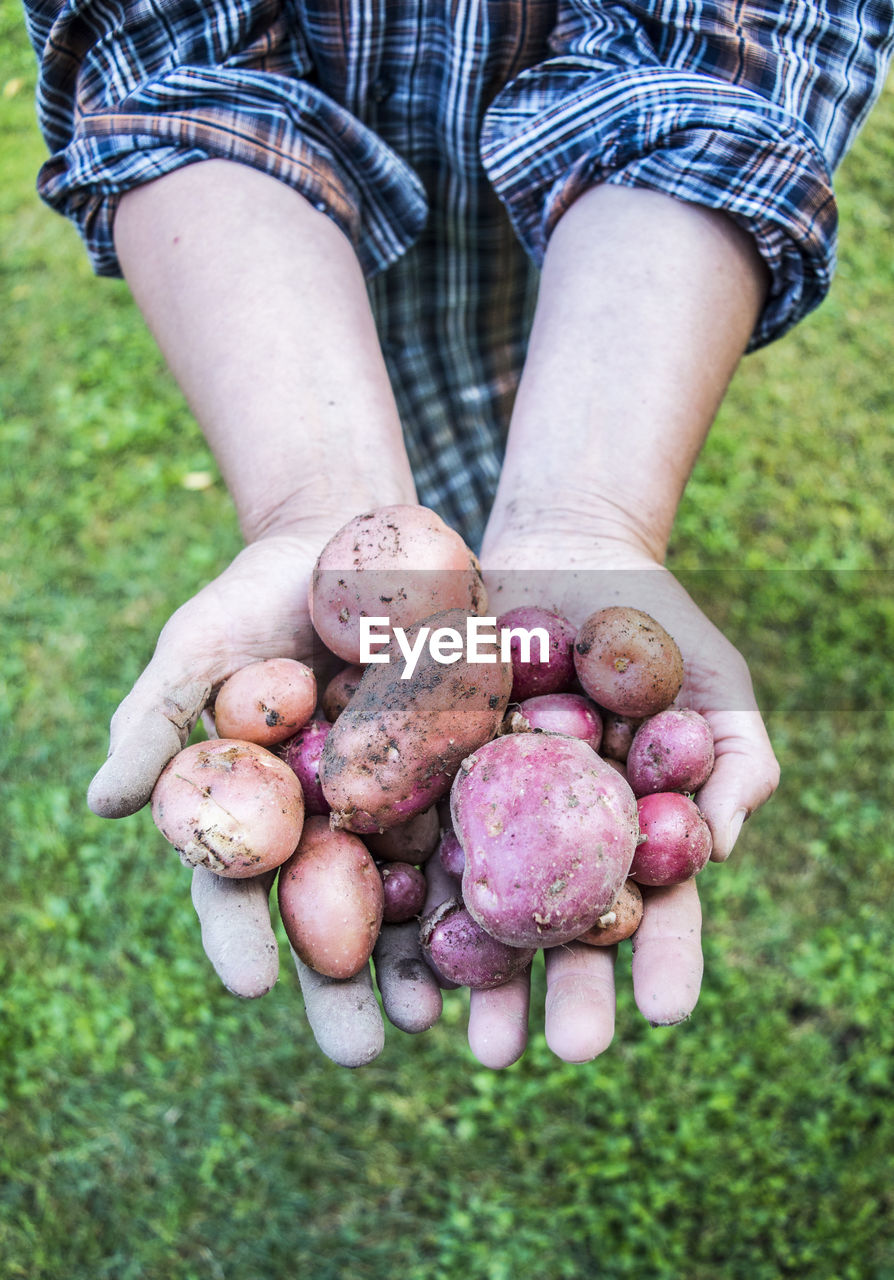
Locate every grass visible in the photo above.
<box><xmin>2</xmin><ymin>10</ymin><xmax>893</xmax><ymax>1278</ymax></box>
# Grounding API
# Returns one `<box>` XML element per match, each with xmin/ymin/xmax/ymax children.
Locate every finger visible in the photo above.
<box><xmin>468</xmin><ymin>968</ymin><xmax>531</xmax><ymax>1069</ymax></box>
<box><xmin>695</xmin><ymin>707</ymin><xmax>780</xmax><ymax>861</ymax></box>
<box><xmin>422</xmin><ymin>854</ymin><xmax>462</xmax><ymax>915</ymax></box>
<box><xmin>419</xmin><ymin>854</ymin><xmax>464</xmax><ymax>989</ymax></box>
<box><xmin>373</xmin><ymin>922</ymin><xmax>443</xmax><ymax>1033</ymax></box>
<box><xmin>290</xmin><ymin>947</ymin><xmax>385</xmax><ymax>1068</ymax></box>
<box><xmin>542</xmin><ymin>943</ymin><xmax>617</xmax><ymax>1062</ymax></box>
<box><xmin>631</xmin><ymin>880</ymin><xmax>703</xmax><ymax>1026</ymax></box>
<box><xmin>190</xmin><ymin>867</ymin><xmax>279</xmax><ymax>998</ymax></box>
<box><xmin>88</xmin><ymin>673</ymin><xmax>212</xmax><ymax>817</ymax></box>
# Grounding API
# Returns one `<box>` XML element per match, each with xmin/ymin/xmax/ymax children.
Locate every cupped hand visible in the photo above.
<box><xmin>454</xmin><ymin>541</ymin><xmax>780</xmax><ymax>1069</ymax></box>
<box><xmin>88</xmin><ymin>527</ymin><xmax>442</xmax><ymax>1066</ymax></box>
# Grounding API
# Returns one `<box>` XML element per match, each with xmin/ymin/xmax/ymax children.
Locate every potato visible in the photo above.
<box><xmin>451</xmin><ymin>731</ymin><xmax>639</xmax><ymax>948</ymax></box>
<box><xmin>599</xmin><ymin>711</ymin><xmax>642</xmax><ymax>763</ymax></box>
<box><xmin>574</xmin><ymin>606</ymin><xmax>683</xmax><ymax>718</ymax></box>
<box><xmin>630</xmin><ymin>792</ymin><xmax>713</xmax><ymax>886</ymax></box>
<box><xmin>213</xmin><ymin>658</ymin><xmax>317</xmax><ymax>746</ymax></box>
<box><xmin>320</xmin><ymin>664</ymin><xmax>366</xmax><ymax>721</ymax></box>
<box><xmin>280</xmin><ymin>717</ymin><xmax>332</xmax><ymax>815</ymax></box>
<box><xmin>320</xmin><ymin>608</ymin><xmax>513</xmax><ymax>833</ymax></box>
<box><xmin>513</xmin><ymin>692</ymin><xmax>602</xmax><ymax>751</ymax></box>
<box><xmin>309</xmin><ymin>505</ymin><xmax>487</xmax><ymax>663</ymax></box>
<box><xmin>151</xmin><ymin>739</ymin><xmax>305</xmax><ymax>878</ymax></box>
<box><xmin>379</xmin><ymin>862</ymin><xmax>428</xmax><ymax>923</ymax></box>
<box><xmin>626</xmin><ymin>706</ymin><xmax>715</xmax><ymax>797</ymax></box>
<box><xmin>364</xmin><ymin>805</ymin><xmax>441</xmax><ymax>863</ymax></box>
<box><xmin>420</xmin><ymin>899</ymin><xmax>535</xmax><ymax>990</ymax></box>
<box><xmin>277</xmin><ymin>816</ymin><xmax>384</xmax><ymax>978</ymax></box>
<box><xmin>495</xmin><ymin>605</ymin><xmax>577</xmax><ymax>701</ymax></box>
<box><xmin>575</xmin><ymin>879</ymin><xmax>644</xmax><ymax>946</ymax></box>
<box><xmin>437</xmin><ymin>828</ymin><xmax>466</xmax><ymax>880</ymax></box>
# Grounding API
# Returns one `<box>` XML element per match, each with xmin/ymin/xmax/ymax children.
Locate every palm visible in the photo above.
<box><xmin>461</xmin><ymin>547</ymin><xmax>780</xmax><ymax>1067</ymax></box>
<box><xmin>88</xmin><ymin>533</ymin><xmax>331</xmax><ymax>818</ymax></box>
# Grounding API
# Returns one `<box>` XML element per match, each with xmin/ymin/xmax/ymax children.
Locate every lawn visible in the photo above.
<box><xmin>2</xmin><ymin>9</ymin><xmax>893</xmax><ymax>1279</ymax></box>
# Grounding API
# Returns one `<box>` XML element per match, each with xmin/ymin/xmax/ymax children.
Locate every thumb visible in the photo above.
<box><xmin>695</xmin><ymin>708</ymin><xmax>780</xmax><ymax>861</ymax></box>
<box><xmin>87</xmin><ymin>672</ymin><xmax>212</xmax><ymax>817</ymax></box>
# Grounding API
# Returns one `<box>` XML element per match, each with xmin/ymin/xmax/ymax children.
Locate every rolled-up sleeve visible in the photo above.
<box><xmin>24</xmin><ymin>0</ymin><xmax>427</xmax><ymax>277</ymax></box>
<box><xmin>480</xmin><ymin>0</ymin><xmax>894</xmax><ymax>348</ymax></box>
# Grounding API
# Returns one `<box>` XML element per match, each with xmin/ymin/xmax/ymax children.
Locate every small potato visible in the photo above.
<box><xmin>626</xmin><ymin>706</ymin><xmax>715</xmax><ymax>797</ymax></box>
<box><xmin>277</xmin><ymin>816</ymin><xmax>384</xmax><ymax>978</ymax></box>
<box><xmin>420</xmin><ymin>899</ymin><xmax>535</xmax><ymax>990</ymax></box>
<box><xmin>514</xmin><ymin>692</ymin><xmax>602</xmax><ymax>751</ymax></box>
<box><xmin>599</xmin><ymin>711</ymin><xmax>642</xmax><ymax>763</ymax></box>
<box><xmin>630</xmin><ymin>792</ymin><xmax>713</xmax><ymax>886</ymax></box>
<box><xmin>380</xmin><ymin>862</ymin><xmax>428</xmax><ymax>923</ymax></box>
<box><xmin>151</xmin><ymin>739</ymin><xmax>305</xmax><ymax>878</ymax></box>
<box><xmin>575</xmin><ymin>879</ymin><xmax>644</xmax><ymax>946</ymax></box>
<box><xmin>496</xmin><ymin>605</ymin><xmax>577</xmax><ymax>701</ymax></box>
<box><xmin>280</xmin><ymin>717</ymin><xmax>332</xmax><ymax>815</ymax></box>
<box><xmin>437</xmin><ymin>828</ymin><xmax>466</xmax><ymax>880</ymax></box>
<box><xmin>309</xmin><ymin>505</ymin><xmax>487</xmax><ymax>663</ymax></box>
<box><xmin>213</xmin><ymin>658</ymin><xmax>317</xmax><ymax>747</ymax></box>
<box><xmin>364</xmin><ymin>806</ymin><xmax>441</xmax><ymax>864</ymax></box>
<box><xmin>321</xmin><ymin>664</ymin><xmax>365</xmax><ymax>721</ymax></box>
<box><xmin>574</xmin><ymin>606</ymin><xmax>683</xmax><ymax>719</ymax></box>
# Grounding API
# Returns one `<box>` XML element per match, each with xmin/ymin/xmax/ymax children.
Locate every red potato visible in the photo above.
<box><xmin>575</xmin><ymin>879</ymin><xmax>644</xmax><ymax>946</ymax></box>
<box><xmin>451</xmin><ymin>731</ymin><xmax>639</xmax><ymax>949</ymax></box>
<box><xmin>574</xmin><ymin>606</ymin><xmax>683</xmax><ymax>719</ymax></box>
<box><xmin>599</xmin><ymin>711</ymin><xmax>642</xmax><ymax>763</ymax></box>
<box><xmin>151</xmin><ymin>739</ymin><xmax>305</xmax><ymax>878</ymax></box>
<box><xmin>213</xmin><ymin>658</ymin><xmax>317</xmax><ymax>747</ymax></box>
<box><xmin>321</xmin><ymin>664</ymin><xmax>366</xmax><ymax>722</ymax></box>
<box><xmin>513</xmin><ymin>692</ymin><xmax>602</xmax><ymax>751</ymax></box>
<box><xmin>420</xmin><ymin>899</ymin><xmax>536</xmax><ymax>990</ymax></box>
<box><xmin>277</xmin><ymin>816</ymin><xmax>384</xmax><ymax>978</ymax></box>
<box><xmin>626</xmin><ymin>706</ymin><xmax>715</xmax><ymax>797</ymax></box>
<box><xmin>379</xmin><ymin>862</ymin><xmax>428</xmax><ymax>923</ymax></box>
<box><xmin>364</xmin><ymin>805</ymin><xmax>441</xmax><ymax>864</ymax></box>
<box><xmin>496</xmin><ymin>605</ymin><xmax>577</xmax><ymax>701</ymax></box>
<box><xmin>437</xmin><ymin>828</ymin><xmax>466</xmax><ymax>880</ymax></box>
<box><xmin>280</xmin><ymin>717</ymin><xmax>332</xmax><ymax>815</ymax></box>
<box><xmin>630</xmin><ymin>792</ymin><xmax>713</xmax><ymax>886</ymax></box>
<box><xmin>308</xmin><ymin>505</ymin><xmax>487</xmax><ymax>664</ymax></box>
<box><xmin>320</xmin><ymin>608</ymin><xmax>513</xmax><ymax>833</ymax></box>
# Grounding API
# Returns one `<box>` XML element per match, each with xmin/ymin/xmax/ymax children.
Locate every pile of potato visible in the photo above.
<box><xmin>150</xmin><ymin>505</ymin><xmax>717</xmax><ymax>990</ymax></box>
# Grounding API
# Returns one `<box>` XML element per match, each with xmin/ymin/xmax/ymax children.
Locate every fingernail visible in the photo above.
<box><xmin>726</xmin><ymin>809</ymin><xmax>747</xmax><ymax>856</ymax></box>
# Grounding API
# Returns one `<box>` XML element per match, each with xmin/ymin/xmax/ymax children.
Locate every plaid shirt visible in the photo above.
<box><xmin>25</xmin><ymin>0</ymin><xmax>894</xmax><ymax>549</ymax></box>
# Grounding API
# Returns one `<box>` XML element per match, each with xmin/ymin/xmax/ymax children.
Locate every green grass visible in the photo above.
<box><xmin>3</xmin><ymin>11</ymin><xmax>893</xmax><ymax>1279</ymax></box>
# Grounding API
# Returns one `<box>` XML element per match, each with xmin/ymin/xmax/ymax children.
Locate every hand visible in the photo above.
<box><xmin>454</xmin><ymin>540</ymin><xmax>780</xmax><ymax>1068</ymax></box>
<box><xmin>88</xmin><ymin>528</ymin><xmax>442</xmax><ymax>1066</ymax></box>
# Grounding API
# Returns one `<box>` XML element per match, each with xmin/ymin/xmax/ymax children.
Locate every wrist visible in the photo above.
<box><xmin>480</xmin><ymin>495</ymin><xmax>667</xmax><ymax>570</ymax></box>
<box><xmin>238</xmin><ymin>477</ymin><xmax>418</xmax><ymax>546</ymax></box>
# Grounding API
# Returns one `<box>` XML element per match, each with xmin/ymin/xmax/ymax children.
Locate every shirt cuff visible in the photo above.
<box><xmin>480</xmin><ymin>64</ymin><xmax>837</xmax><ymax>349</ymax></box>
<box><xmin>36</xmin><ymin>68</ymin><xmax>428</xmax><ymax>279</ymax></box>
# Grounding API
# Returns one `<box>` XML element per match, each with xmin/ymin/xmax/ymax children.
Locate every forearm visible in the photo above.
<box><xmin>482</xmin><ymin>185</ymin><xmax>769</xmax><ymax>564</ymax></box>
<box><xmin>113</xmin><ymin>159</ymin><xmax>416</xmax><ymax>541</ymax></box>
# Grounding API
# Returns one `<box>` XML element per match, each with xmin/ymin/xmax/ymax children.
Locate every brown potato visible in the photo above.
<box><xmin>320</xmin><ymin>664</ymin><xmax>366</xmax><ymax>721</ymax></box>
<box><xmin>308</xmin><ymin>505</ymin><xmax>487</xmax><ymax>663</ymax></box>
<box><xmin>575</xmin><ymin>879</ymin><xmax>644</xmax><ymax>946</ymax></box>
<box><xmin>573</xmin><ymin>606</ymin><xmax>683</xmax><ymax>718</ymax></box>
<box><xmin>150</xmin><ymin>739</ymin><xmax>305</xmax><ymax>878</ymax></box>
<box><xmin>277</xmin><ymin>816</ymin><xmax>384</xmax><ymax>978</ymax></box>
<box><xmin>364</xmin><ymin>806</ymin><xmax>441</xmax><ymax>863</ymax></box>
<box><xmin>213</xmin><ymin>658</ymin><xmax>317</xmax><ymax>747</ymax></box>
